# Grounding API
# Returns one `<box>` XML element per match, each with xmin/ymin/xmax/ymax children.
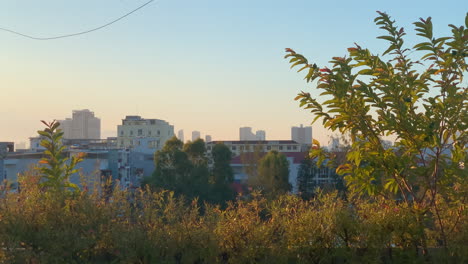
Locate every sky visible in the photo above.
<box><xmin>0</xmin><ymin>0</ymin><xmax>466</xmax><ymax>147</ymax></box>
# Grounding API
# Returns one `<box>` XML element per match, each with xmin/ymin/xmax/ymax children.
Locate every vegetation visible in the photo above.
<box><xmin>250</xmin><ymin>151</ymin><xmax>291</xmax><ymax>198</ymax></box>
<box><xmin>146</xmin><ymin>137</ymin><xmax>235</xmax><ymax>205</ymax></box>
<box><xmin>2</xmin><ymin>175</ymin><xmax>467</xmax><ymax>263</ymax></box>
<box><xmin>0</xmin><ymin>12</ymin><xmax>466</xmax><ymax>263</ymax></box>
<box><xmin>286</xmin><ymin>11</ymin><xmax>467</xmax><ymax>255</ymax></box>
<box><xmin>37</xmin><ymin>120</ymin><xmax>83</xmax><ymax>194</ymax></box>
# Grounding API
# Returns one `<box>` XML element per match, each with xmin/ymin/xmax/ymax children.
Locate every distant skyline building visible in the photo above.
<box><xmin>239</xmin><ymin>127</ymin><xmax>266</xmax><ymax>141</ymax></box>
<box><xmin>117</xmin><ymin>116</ymin><xmax>174</xmax><ymax>152</ymax></box>
<box><xmin>255</xmin><ymin>130</ymin><xmax>266</xmax><ymax>140</ymax></box>
<box><xmin>192</xmin><ymin>131</ymin><xmax>201</xmax><ymax>141</ymax></box>
<box><xmin>205</xmin><ymin>135</ymin><xmax>212</xmax><ymax>143</ymax></box>
<box><xmin>59</xmin><ymin>109</ymin><xmax>101</xmax><ymax>139</ymax></box>
<box><xmin>177</xmin><ymin>129</ymin><xmax>184</xmax><ymax>142</ymax></box>
<box><xmin>291</xmin><ymin>124</ymin><xmax>312</xmax><ymax>145</ymax></box>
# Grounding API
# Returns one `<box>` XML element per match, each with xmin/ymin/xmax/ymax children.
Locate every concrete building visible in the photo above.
<box><xmin>117</xmin><ymin>116</ymin><xmax>174</xmax><ymax>152</ymax></box>
<box><xmin>239</xmin><ymin>127</ymin><xmax>266</xmax><ymax>141</ymax></box>
<box><xmin>59</xmin><ymin>109</ymin><xmax>101</xmax><ymax>139</ymax></box>
<box><xmin>255</xmin><ymin>130</ymin><xmax>266</xmax><ymax>140</ymax></box>
<box><xmin>29</xmin><ymin>136</ymin><xmax>47</xmax><ymax>152</ymax></box>
<box><xmin>177</xmin><ymin>129</ymin><xmax>184</xmax><ymax>142</ymax></box>
<box><xmin>192</xmin><ymin>131</ymin><xmax>201</xmax><ymax>141</ymax></box>
<box><xmin>3</xmin><ymin>147</ymin><xmax>156</xmax><ymax>191</ymax></box>
<box><xmin>206</xmin><ymin>140</ymin><xmax>301</xmax><ymax>156</ymax></box>
<box><xmin>206</xmin><ymin>140</ymin><xmax>304</xmax><ymax>193</ymax></box>
<box><xmin>205</xmin><ymin>135</ymin><xmax>212</xmax><ymax>143</ymax></box>
<box><xmin>291</xmin><ymin>124</ymin><xmax>312</xmax><ymax>145</ymax></box>
<box><xmin>0</xmin><ymin>142</ymin><xmax>14</xmax><ymax>181</ymax></box>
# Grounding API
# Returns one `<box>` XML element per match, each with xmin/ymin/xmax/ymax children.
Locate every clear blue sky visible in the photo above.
<box><xmin>0</xmin><ymin>0</ymin><xmax>466</xmax><ymax>146</ymax></box>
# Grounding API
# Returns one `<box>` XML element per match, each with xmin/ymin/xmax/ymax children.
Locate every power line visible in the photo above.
<box><xmin>0</xmin><ymin>0</ymin><xmax>157</xmax><ymax>40</ymax></box>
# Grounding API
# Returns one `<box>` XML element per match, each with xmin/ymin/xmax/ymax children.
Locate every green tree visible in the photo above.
<box><xmin>148</xmin><ymin>137</ymin><xmax>211</xmax><ymax>201</ymax></box>
<box><xmin>297</xmin><ymin>157</ymin><xmax>316</xmax><ymax>199</ymax></box>
<box><xmin>183</xmin><ymin>138</ymin><xmax>210</xmax><ymax>200</ymax></box>
<box><xmin>254</xmin><ymin>151</ymin><xmax>291</xmax><ymax>198</ymax></box>
<box><xmin>286</xmin><ymin>12</ymin><xmax>467</xmax><ymax>252</ymax></box>
<box><xmin>37</xmin><ymin>120</ymin><xmax>83</xmax><ymax>194</ymax></box>
<box><xmin>210</xmin><ymin>143</ymin><xmax>235</xmax><ymax>203</ymax></box>
<box><xmin>149</xmin><ymin>137</ymin><xmax>193</xmax><ymax>196</ymax></box>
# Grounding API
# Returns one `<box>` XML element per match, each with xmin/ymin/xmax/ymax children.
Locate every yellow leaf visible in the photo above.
<box><xmin>312</xmin><ymin>139</ymin><xmax>321</xmax><ymax>147</ymax></box>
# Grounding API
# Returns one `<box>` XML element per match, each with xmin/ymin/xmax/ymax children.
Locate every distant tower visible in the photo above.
<box><xmin>192</xmin><ymin>131</ymin><xmax>201</xmax><ymax>141</ymax></box>
<box><xmin>239</xmin><ymin>127</ymin><xmax>253</xmax><ymax>140</ymax></box>
<box><xmin>177</xmin><ymin>129</ymin><xmax>184</xmax><ymax>142</ymax></box>
<box><xmin>205</xmin><ymin>135</ymin><xmax>212</xmax><ymax>143</ymax></box>
<box><xmin>255</xmin><ymin>130</ymin><xmax>266</xmax><ymax>140</ymax></box>
<box><xmin>59</xmin><ymin>109</ymin><xmax>101</xmax><ymax>139</ymax></box>
<box><xmin>291</xmin><ymin>124</ymin><xmax>312</xmax><ymax>145</ymax></box>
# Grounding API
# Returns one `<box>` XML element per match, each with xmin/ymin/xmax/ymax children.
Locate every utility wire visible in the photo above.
<box><xmin>0</xmin><ymin>0</ymin><xmax>156</xmax><ymax>40</ymax></box>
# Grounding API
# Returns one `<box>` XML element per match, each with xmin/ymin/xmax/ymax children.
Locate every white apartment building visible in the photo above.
<box><xmin>177</xmin><ymin>129</ymin><xmax>184</xmax><ymax>142</ymax></box>
<box><xmin>117</xmin><ymin>116</ymin><xmax>174</xmax><ymax>153</ymax></box>
<box><xmin>59</xmin><ymin>109</ymin><xmax>101</xmax><ymax>139</ymax></box>
<box><xmin>291</xmin><ymin>124</ymin><xmax>312</xmax><ymax>145</ymax></box>
<box><xmin>192</xmin><ymin>131</ymin><xmax>201</xmax><ymax>141</ymax></box>
<box><xmin>239</xmin><ymin>127</ymin><xmax>266</xmax><ymax>141</ymax></box>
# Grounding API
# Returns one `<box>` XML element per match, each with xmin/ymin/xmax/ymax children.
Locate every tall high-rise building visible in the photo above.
<box><xmin>239</xmin><ymin>127</ymin><xmax>254</xmax><ymax>140</ymax></box>
<box><xmin>255</xmin><ymin>130</ymin><xmax>266</xmax><ymax>140</ymax></box>
<box><xmin>240</xmin><ymin>127</ymin><xmax>266</xmax><ymax>140</ymax></box>
<box><xmin>192</xmin><ymin>131</ymin><xmax>201</xmax><ymax>141</ymax></box>
<box><xmin>59</xmin><ymin>109</ymin><xmax>101</xmax><ymax>139</ymax></box>
<box><xmin>177</xmin><ymin>129</ymin><xmax>184</xmax><ymax>142</ymax></box>
<box><xmin>291</xmin><ymin>124</ymin><xmax>312</xmax><ymax>145</ymax></box>
<box><xmin>117</xmin><ymin>116</ymin><xmax>174</xmax><ymax>151</ymax></box>
<box><xmin>205</xmin><ymin>135</ymin><xmax>212</xmax><ymax>143</ymax></box>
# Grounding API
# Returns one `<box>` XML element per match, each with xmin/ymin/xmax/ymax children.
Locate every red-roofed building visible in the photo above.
<box><xmin>206</xmin><ymin>140</ymin><xmax>309</xmax><ymax>193</ymax></box>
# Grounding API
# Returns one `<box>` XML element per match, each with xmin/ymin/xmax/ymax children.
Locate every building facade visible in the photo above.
<box><xmin>117</xmin><ymin>116</ymin><xmax>174</xmax><ymax>153</ymax></box>
<box><xmin>239</xmin><ymin>127</ymin><xmax>266</xmax><ymax>141</ymax></box>
<box><xmin>192</xmin><ymin>131</ymin><xmax>201</xmax><ymax>141</ymax></box>
<box><xmin>206</xmin><ymin>140</ymin><xmax>304</xmax><ymax>193</ymax></box>
<box><xmin>177</xmin><ymin>129</ymin><xmax>184</xmax><ymax>142</ymax></box>
<box><xmin>291</xmin><ymin>124</ymin><xmax>312</xmax><ymax>145</ymax></box>
<box><xmin>59</xmin><ymin>109</ymin><xmax>101</xmax><ymax>139</ymax></box>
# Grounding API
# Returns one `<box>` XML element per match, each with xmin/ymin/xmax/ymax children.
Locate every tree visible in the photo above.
<box><xmin>286</xmin><ymin>12</ymin><xmax>467</xmax><ymax>252</ymax></box>
<box><xmin>297</xmin><ymin>157</ymin><xmax>316</xmax><ymax>199</ymax></box>
<box><xmin>149</xmin><ymin>136</ymin><xmax>195</xmax><ymax>198</ymax></box>
<box><xmin>37</xmin><ymin>120</ymin><xmax>83</xmax><ymax>194</ymax></box>
<box><xmin>210</xmin><ymin>143</ymin><xmax>235</xmax><ymax>203</ymax></box>
<box><xmin>254</xmin><ymin>151</ymin><xmax>291</xmax><ymax>198</ymax></box>
<box><xmin>148</xmin><ymin>137</ymin><xmax>236</xmax><ymax>203</ymax></box>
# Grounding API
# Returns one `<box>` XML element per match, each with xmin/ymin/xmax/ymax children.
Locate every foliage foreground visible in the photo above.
<box><xmin>0</xmin><ymin>176</ymin><xmax>467</xmax><ymax>263</ymax></box>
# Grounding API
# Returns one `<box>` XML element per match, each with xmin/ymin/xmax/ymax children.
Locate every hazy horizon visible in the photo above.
<box><xmin>1</xmin><ymin>0</ymin><xmax>466</xmax><ymax>146</ymax></box>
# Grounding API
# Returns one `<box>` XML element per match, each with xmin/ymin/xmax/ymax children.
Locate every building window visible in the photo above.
<box><xmin>267</xmin><ymin>146</ymin><xmax>271</xmax><ymax>150</ymax></box>
<box><xmin>207</xmin><ymin>146</ymin><xmax>212</xmax><ymax>150</ymax></box>
<box><xmin>279</xmin><ymin>146</ymin><xmax>283</xmax><ymax>151</ymax></box>
<box><xmin>232</xmin><ymin>146</ymin><xmax>237</xmax><ymax>151</ymax></box>
<box><xmin>293</xmin><ymin>146</ymin><xmax>297</xmax><ymax>150</ymax></box>
<box><xmin>157</xmin><ymin>130</ymin><xmax>160</xmax><ymax>136</ymax></box>
<box><xmin>138</xmin><ymin>129</ymin><xmax>143</xmax><ymax>136</ymax></box>
<box><xmin>245</xmin><ymin>145</ymin><xmax>250</xmax><ymax>151</ymax></box>
<box><xmin>150</xmin><ymin>120</ymin><xmax>156</xmax><ymax>125</ymax></box>
<box><xmin>148</xmin><ymin>130</ymin><xmax>151</xmax><ymax>136</ymax></box>
<box><xmin>287</xmin><ymin>146</ymin><xmax>291</xmax><ymax>150</ymax></box>
<box><xmin>120</xmin><ymin>130</ymin><xmax>124</xmax><ymax>136</ymax></box>
<box><xmin>130</xmin><ymin>130</ymin><xmax>133</xmax><ymax>136</ymax></box>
